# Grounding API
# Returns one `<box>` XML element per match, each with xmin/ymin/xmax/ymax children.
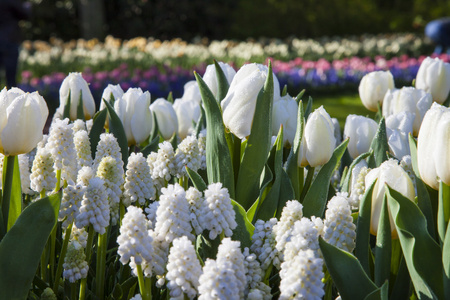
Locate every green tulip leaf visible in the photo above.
<box><xmin>186</xmin><ymin>166</ymin><xmax>207</xmax><ymax>192</ymax></box>
<box><xmin>102</xmin><ymin>99</ymin><xmax>129</xmax><ymax>169</ymax></box>
<box><xmin>62</xmin><ymin>89</ymin><xmax>71</xmax><ymax>119</ymax></box>
<box><xmin>214</xmin><ymin>60</ymin><xmax>230</xmax><ymax>102</ymax></box>
<box><xmin>231</xmin><ymin>199</ymin><xmax>254</xmax><ymax>249</ymax></box>
<box><xmin>0</xmin><ymin>192</ymin><xmax>61</xmax><ymax>300</ymax></box>
<box><xmin>275</xmin><ymin>169</ymin><xmax>295</xmax><ymax>219</ymax></box>
<box><xmin>149</xmin><ymin>111</ymin><xmax>159</xmax><ymax>142</ymax></box>
<box><xmin>140</xmin><ymin>136</ymin><xmax>160</xmax><ymax>158</ymax></box>
<box><xmin>235</xmin><ymin>61</ymin><xmax>274</xmax><ymax>210</ymax></box>
<box><xmin>2</xmin><ymin>156</ymin><xmax>22</xmax><ymax>231</ymax></box>
<box><xmin>76</xmin><ymin>90</ymin><xmax>85</xmax><ymax>120</ymax></box>
<box><xmin>167</xmin><ymin>91</ymin><xmax>174</xmax><ymax>104</ymax></box>
<box><xmin>363</xmin><ymin>281</ymin><xmax>389</xmax><ymax>300</ymax></box>
<box><xmin>195</xmin><ymin>72</ymin><xmax>234</xmax><ymax>197</ymax></box>
<box><xmin>390</xmin><ymin>255</ymin><xmax>412</xmax><ymax>300</ymax></box>
<box><xmin>281</xmin><ymin>84</ymin><xmax>288</xmax><ymax>96</ymax></box>
<box><xmin>408</xmin><ymin>134</ymin><xmax>419</xmax><ymax>177</ymax></box>
<box><xmin>303</xmin><ymin>138</ymin><xmax>349</xmax><ymax>218</ymax></box>
<box><xmin>374</xmin><ymin>196</ymin><xmax>391</xmax><ymax>287</ymax></box>
<box><xmin>368</xmin><ymin>118</ymin><xmax>389</xmax><ymax>168</ymax></box>
<box><xmin>304</xmin><ymin>96</ymin><xmax>313</xmax><ymax>120</ymax></box>
<box><xmin>247</xmin><ymin>164</ymin><xmax>273</xmax><ymax>223</ymax></box>
<box><xmin>88</xmin><ymin>108</ymin><xmax>107</xmax><ymax>159</ymax></box>
<box><xmin>443</xmin><ymin>219</ymin><xmax>450</xmax><ymax>299</ymax></box>
<box><xmin>319</xmin><ymin>237</ymin><xmax>378</xmax><ymax>300</ymax></box>
<box><xmin>386</xmin><ymin>186</ymin><xmax>444</xmax><ymax>300</ymax></box>
<box><xmin>438</xmin><ymin>181</ymin><xmax>450</xmax><ymax>245</ymax></box>
<box><xmin>195</xmin><ymin>105</ymin><xmax>206</xmax><ymax>138</ymax></box>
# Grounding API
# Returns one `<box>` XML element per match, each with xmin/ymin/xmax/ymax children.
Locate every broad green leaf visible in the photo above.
<box><xmin>408</xmin><ymin>134</ymin><xmax>419</xmax><ymax>177</ymax></box>
<box><xmin>275</xmin><ymin>169</ymin><xmax>295</xmax><ymax>219</ymax></box>
<box><xmin>364</xmin><ymin>281</ymin><xmax>389</xmax><ymax>300</ymax></box>
<box><xmin>186</xmin><ymin>166</ymin><xmax>207</xmax><ymax>192</ymax></box>
<box><xmin>196</xmin><ymin>233</ymin><xmax>220</xmax><ymax>262</ymax></box>
<box><xmin>247</xmin><ymin>164</ymin><xmax>273</xmax><ymax>223</ymax></box>
<box><xmin>88</xmin><ymin>108</ymin><xmax>107</xmax><ymax>159</ymax></box>
<box><xmin>2</xmin><ymin>156</ymin><xmax>21</xmax><ymax>231</ymax></box>
<box><xmin>231</xmin><ymin>199</ymin><xmax>254</xmax><ymax>249</ymax></box>
<box><xmin>387</xmin><ymin>186</ymin><xmax>443</xmax><ymax>300</ymax></box>
<box><xmin>194</xmin><ymin>72</ymin><xmax>235</xmax><ymax>197</ymax></box>
<box><xmin>0</xmin><ymin>192</ymin><xmax>61</xmax><ymax>300</ymax></box>
<box><xmin>368</xmin><ymin>118</ymin><xmax>389</xmax><ymax>168</ymax></box>
<box><xmin>214</xmin><ymin>60</ymin><xmax>230</xmax><ymax>102</ymax></box>
<box><xmin>235</xmin><ymin>62</ymin><xmax>274</xmax><ymax>210</ymax></box>
<box><xmin>390</xmin><ymin>256</ymin><xmax>412</xmax><ymax>300</ymax></box>
<box><xmin>141</xmin><ymin>136</ymin><xmax>160</xmax><ymax>157</ymax></box>
<box><xmin>102</xmin><ymin>99</ymin><xmax>129</xmax><ymax>168</ymax></box>
<box><xmin>195</xmin><ymin>105</ymin><xmax>206</xmax><ymax>138</ymax></box>
<box><xmin>438</xmin><ymin>181</ymin><xmax>450</xmax><ymax>244</ymax></box>
<box><xmin>355</xmin><ymin>180</ymin><xmax>377</xmax><ymax>276</ymax></box>
<box><xmin>340</xmin><ymin>151</ymin><xmax>371</xmax><ymax>194</ymax></box>
<box><xmin>374</xmin><ymin>196</ymin><xmax>391</xmax><ymax>287</ymax></box>
<box><xmin>62</xmin><ymin>89</ymin><xmax>71</xmax><ymax>119</ymax></box>
<box><xmin>416</xmin><ymin>176</ymin><xmax>436</xmax><ymax>240</ymax></box>
<box><xmin>76</xmin><ymin>90</ymin><xmax>85</xmax><ymax>120</ymax></box>
<box><xmin>304</xmin><ymin>96</ymin><xmax>313</xmax><ymax>120</ymax></box>
<box><xmin>443</xmin><ymin>220</ymin><xmax>450</xmax><ymax>299</ymax></box>
<box><xmin>319</xmin><ymin>237</ymin><xmax>378</xmax><ymax>300</ymax></box>
<box><xmin>303</xmin><ymin>139</ymin><xmax>349</xmax><ymax>218</ymax></box>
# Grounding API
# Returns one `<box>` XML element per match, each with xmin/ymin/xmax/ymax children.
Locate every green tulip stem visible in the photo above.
<box><xmin>79</xmin><ymin>225</ymin><xmax>95</xmax><ymax>300</ymax></box>
<box><xmin>300</xmin><ymin>166</ymin><xmax>315</xmax><ymax>202</ymax></box>
<box><xmin>179</xmin><ymin>176</ymin><xmax>188</xmax><ymax>190</ymax></box>
<box><xmin>96</xmin><ymin>230</ymin><xmax>108</xmax><ymax>300</ymax></box>
<box><xmin>55</xmin><ymin>169</ymin><xmax>62</xmax><ymax>192</ymax></box>
<box><xmin>53</xmin><ymin>222</ymin><xmax>73</xmax><ymax>293</ymax></box>
<box><xmin>40</xmin><ymin>190</ymin><xmax>46</xmax><ymax>199</ymax></box>
<box><xmin>72</xmin><ymin>282</ymin><xmax>78</xmax><ymax>300</ymax></box>
<box><xmin>263</xmin><ymin>264</ymin><xmax>273</xmax><ymax>284</ymax></box>
<box><xmin>1</xmin><ymin>155</ymin><xmax>16</xmax><ymax>231</ymax></box>
<box><xmin>136</xmin><ymin>264</ymin><xmax>151</xmax><ymax>300</ymax></box>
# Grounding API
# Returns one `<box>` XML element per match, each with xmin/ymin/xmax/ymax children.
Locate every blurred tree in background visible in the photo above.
<box><xmin>21</xmin><ymin>0</ymin><xmax>450</xmax><ymax>41</ymax></box>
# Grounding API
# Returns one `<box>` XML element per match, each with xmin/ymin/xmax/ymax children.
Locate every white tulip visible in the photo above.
<box><xmin>100</xmin><ymin>84</ymin><xmax>124</xmax><ymax>129</ymax></box>
<box><xmin>382</xmin><ymin>87</ymin><xmax>432</xmax><ymax>135</ymax></box>
<box><xmin>58</xmin><ymin>72</ymin><xmax>96</xmax><ymax>120</ymax></box>
<box><xmin>114</xmin><ymin>88</ymin><xmax>153</xmax><ymax>146</ymax></box>
<box><xmin>180</xmin><ymin>80</ymin><xmax>202</xmax><ymax>104</ymax></box>
<box><xmin>297</xmin><ymin>106</ymin><xmax>336</xmax><ymax>167</ymax></box>
<box><xmin>365</xmin><ymin>159</ymin><xmax>416</xmax><ymax>238</ymax></box>
<box><xmin>415</xmin><ymin>56</ymin><xmax>450</xmax><ymax>104</ymax></box>
<box><xmin>150</xmin><ymin>98</ymin><xmax>178</xmax><ymax>140</ymax></box>
<box><xmin>221</xmin><ymin>63</ymin><xmax>280</xmax><ymax>139</ymax></box>
<box><xmin>202</xmin><ymin>62</ymin><xmax>236</xmax><ymax>99</ymax></box>
<box><xmin>331</xmin><ymin>117</ymin><xmax>342</xmax><ymax>147</ymax></box>
<box><xmin>358</xmin><ymin>70</ymin><xmax>394</xmax><ymax>112</ymax></box>
<box><xmin>173</xmin><ymin>99</ymin><xmax>200</xmax><ymax>140</ymax></box>
<box><xmin>272</xmin><ymin>94</ymin><xmax>298</xmax><ymax>146</ymax></box>
<box><xmin>343</xmin><ymin>115</ymin><xmax>378</xmax><ymax>159</ymax></box>
<box><xmin>0</xmin><ymin>89</ymin><xmax>49</xmax><ymax>156</ymax></box>
<box><xmin>385</xmin><ymin>112</ymin><xmax>414</xmax><ymax>160</ymax></box>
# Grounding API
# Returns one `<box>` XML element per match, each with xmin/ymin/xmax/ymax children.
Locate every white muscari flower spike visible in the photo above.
<box><xmin>146</xmin><ymin>151</ymin><xmax>164</xmax><ymax>192</ymax></box>
<box><xmin>279</xmin><ymin>249</ymin><xmax>325</xmax><ymax>300</ymax></box>
<box><xmin>47</xmin><ymin>118</ymin><xmax>77</xmax><ymax>182</ymax></box>
<box><xmin>63</xmin><ymin>240</ymin><xmax>89</xmax><ymax>283</ymax></box>
<box><xmin>166</xmin><ymin>236</ymin><xmax>202</xmax><ymax>299</ymax></box>
<box><xmin>200</xmin><ymin>182</ymin><xmax>237</xmax><ymax>240</ymax></box>
<box><xmin>242</xmin><ymin>247</ymin><xmax>271</xmax><ymax>299</ymax></box>
<box><xmin>186</xmin><ymin>186</ymin><xmax>204</xmax><ymax>235</ymax></box>
<box><xmin>154</xmin><ymin>183</ymin><xmax>194</xmax><ymax>243</ymax></box>
<box><xmin>85</xmin><ymin>119</ymin><xmax>93</xmax><ymax>133</ymax></box>
<box><xmin>75</xmin><ymin>177</ymin><xmax>110</xmax><ymax>234</ymax></box>
<box><xmin>283</xmin><ymin>218</ymin><xmax>321</xmax><ymax>262</ymax></box>
<box><xmin>174</xmin><ymin>135</ymin><xmax>202</xmax><ymax>177</ymax></box>
<box><xmin>67</xmin><ymin>224</ymin><xmax>88</xmax><ymax>248</ymax></box>
<box><xmin>145</xmin><ymin>201</ymin><xmax>160</xmax><ymax>230</ymax></box>
<box><xmin>37</xmin><ymin>134</ymin><xmax>49</xmax><ymax>150</ymax></box>
<box><xmin>40</xmin><ymin>287</ymin><xmax>57</xmax><ymax>300</ymax></box>
<box><xmin>18</xmin><ymin>154</ymin><xmax>33</xmax><ymax>195</ymax></box>
<box><xmin>117</xmin><ymin>206</ymin><xmax>154</xmax><ymax>267</ymax></box>
<box><xmin>59</xmin><ymin>182</ymin><xmax>85</xmax><ymax>229</ymax></box>
<box><xmin>251</xmin><ymin>218</ymin><xmax>280</xmax><ymax>270</ymax></box>
<box><xmin>30</xmin><ymin>147</ymin><xmax>56</xmax><ymax>194</ymax></box>
<box><xmin>322</xmin><ymin>194</ymin><xmax>357</xmax><ymax>253</ymax></box>
<box><xmin>77</xmin><ymin>166</ymin><xmax>95</xmax><ymax>187</ymax></box>
<box><xmin>198</xmin><ymin>129</ymin><xmax>207</xmax><ymax>170</ymax></box>
<box><xmin>150</xmin><ymin>141</ymin><xmax>176</xmax><ymax>182</ymax></box>
<box><xmin>216</xmin><ymin>238</ymin><xmax>247</xmax><ymax>298</ymax></box>
<box><xmin>349</xmin><ymin>160</ymin><xmax>370</xmax><ymax>208</ymax></box>
<box><xmin>130</xmin><ymin>229</ymin><xmax>168</xmax><ymax>277</ymax></box>
<box><xmin>123</xmin><ymin>152</ymin><xmax>155</xmax><ymax>207</ymax></box>
<box><xmin>72</xmin><ymin>119</ymin><xmax>87</xmax><ymax>133</ymax></box>
<box><xmin>198</xmin><ymin>259</ymin><xmax>240</xmax><ymax>300</ymax></box>
<box><xmin>273</xmin><ymin>200</ymin><xmax>303</xmax><ymax>256</ymax></box>
<box><xmin>93</xmin><ymin>133</ymin><xmax>123</xmax><ymax>171</ymax></box>
<box><xmin>73</xmin><ymin>130</ymin><xmax>93</xmax><ymax>170</ymax></box>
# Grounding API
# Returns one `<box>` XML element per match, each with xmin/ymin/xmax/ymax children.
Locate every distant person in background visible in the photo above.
<box><xmin>425</xmin><ymin>17</ymin><xmax>450</xmax><ymax>55</ymax></box>
<box><xmin>0</xmin><ymin>0</ymin><xmax>31</xmax><ymax>88</ymax></box>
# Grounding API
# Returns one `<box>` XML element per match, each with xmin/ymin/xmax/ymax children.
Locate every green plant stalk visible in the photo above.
<box><xmin>55</xmin><ymin>169</ymin><xmax>62</xmax><ymax>192</ymax></box>
<box><xmin>72</xmin><ymin>282</ymin><xmax>78</xmax><ymax>300</ymax></box>
<box><xmin>298</xmin><ymin>167</ymin><xmax>304</xmax><ymax>200</ymax></box>
<box><xmin>53</xmin><ymin>222</ymin><xmax>73</xmax><ymax>293</ymax></box>
<box><xmin>96</xmin><ymin>230</ymin><xmax>108</xmax><ymax>299</ymax></box>
<box><xmin>300</xmin><ymin>166</ymin><xmax>314</xmax><ymax>202</ymax></box>
<box><xmin>136</xmin><ymin>264</ymin><xmax>151</xmax><ymax>300</ymax></box>
<box><xmin>179</xmin><ymin>176</ymin><xmax>188</xmax><ymax>190</ymax></box>
<box><xmin>39</xmin><ymin>190</ymin><xmax>50</xmax><ymax>282</ymax></box>
<box><xmin>438</xmin><ymin>181</ymin><xmax>450</xmax><ymax>244</ymax></box>
<box><xmin>79</xmin><ymin>225</ymin><xmax>95</xmax><ymax>300</ymax></box>
<box><xmin>233</xmin><ymin>136</ymin><xmax>241</xmax><ymax>186</ymax></box>
<box><xmin>49</xmin><ymin>225</ymin><xmax>57</xmax><ymax>283</ymax></box>
<box><xmin>1</xmin><ymin>155</ymin><xmax>16</xmax><ymax>231</ymax></box>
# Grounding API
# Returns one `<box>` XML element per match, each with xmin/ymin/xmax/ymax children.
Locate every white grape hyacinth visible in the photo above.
<box><xmin>200</xmin><ymin>183</ymin><xmax>237</xmax><ymax>240</ymax></box>
<box><xmin>198</xmin><ymin>259</ymin><xmax>240</xmax><ymax>300</ymax></box>
<box><xmin>150</xmin><ymin>141</ymin><xmax>176</xmax><ymax>182</ymax></box>
<box><xmin>124</xmin><ymin>152</ymin><xmax>155</xmax><ymax>206</ymax></box>
<box><xmin>146</xmin><ymin>152</ymin><xmax>165</xmax><ymax>192</ymax></box>
<box><xmin>198</xmin><ymin>129</ymin><xmax>207</xmax><ymax>170</ymax></box>
<box><xmin>186</xmin><ymin>186</ymin><xmax>204</xmax><ymax>235</ymax></box>
<box><xmin>93</xmin><ymin>133</ymin><xmax>123</xmax><ymax>171</ymax></box>
<box><xmin>30</xmin><ymin>146</ymin><xmax>56</xmax><ymax>194</ymax></box>
<box><xmin>273</xmin><ymin>200</ymin><xmax>304</xmax><ymax>256</ymax></box>
<box><xmin>73</xmin><ymin>130</ymin><xmax>93</xmax><ymax>170</ymax></box>
<box><xmin>174</xmin><ymin>135</ymin><xmax>202</xmax><ymax>177</ymax></box>
<box><xmin>145</xmin><ymin>201</ymin><xmax>160</xmax><ymax>230</ymax></box>
<box><xmin>71</xmin><ymin>119</ymin><xmax>87</xmax><ymax>133</ymax></box>
<box><xmin>166</xmin><ymin>236</ymin><xmax>202</xmax><ymax>299</ymax></box>
<box><xmin>216</xmin><ymin>238</ymin><xmax>247</xmax><ymax>298</ymax></box>
<box><xmin>63</xmin><ymin>240</ymin><xmax>89</xmax><ymax>283</ymax></box>
<box><xmin>18</xmin><ymin>154</ymin><xmax>33</xmax><ymax>195</ymax></box>
<box><xmin>59</xmin><ymin>181</ymin><xmax>85</xmax><ymax>228</ymax></box>
<box><xmin>283</xmin><ymin>217</ymin><xmax>321</xmax><ymax>263</ymax></box>
<box><xmin>251</xmin><ymin>218</ymin><xmax>280</xmax><ymax>270</ymax></box>
<box><xmin>76</xmin><ymin>166</ymin><xmax>95</xmax><ymax>187</ymax></box>
<box><xmin>242</xmin><ymin>247</ymin><xmax>272</xmax><ymax>299</ymax></box>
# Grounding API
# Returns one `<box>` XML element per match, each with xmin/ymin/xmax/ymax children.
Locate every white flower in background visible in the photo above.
<box><xmin>272</xmin><ymin>94</ymin><xmax>298</xmax><ymax>146</ymax></box>
<box><xmin>202</xmin><ymin>61</ymin><xmax>236</xmax><ymax>99</ymax></box>
<box><xmin>101</xmin><ymin>83</ymin><xmax>124</xmax><ymax>103</ymax></box>
<box><xmin>348</xmin><ymin>160</ymin><xmax>370</xmax><ymax>208</ymax></box>
<box><xmin>76</xmin><ymin>166</ymin><xmax>95</xmax><ymax>187</ymax></box>
<box><xmin>72</xmin><ymin>119</ymin><xmax>87</xmax><ymax>133</ymax></box>
<box><xmin>150</xmin><ymin>98</ymin><xmax>178</xmax><ymax>140</ymax></box>
<box><xmin>298</xmin><ymin>106</ymin><xmax>336</xmax><ymax>167</ymax></box>
<box><xmin>415</xmin><ymin>56</ymin><xmax>450</xmax><ymax>104</ymax></box>
<box><xmin>58</xmin><ymin>72</ymin><xmax>96</xmax><ymax>120</ymax></box>
<box><xmin>145</xmin><ymin>201</ymin><xmax>160</xmax><ymax>230</ymax></box>
<box><xmin>123</xmin><ymin>152</ymin><xmax>155</xmax><ymax>206</ymax></box>
<box><xmin>365</xmin><ymin>159</ymin><xmax>416</xmax><ymax>237</ymax></box>
<box><xmin>400</xmin><ymin>155</ymin><xmax>416</xmax><ymax>193</ymax></box>
<box><xmin>68</xmin><ymin>224</ymin><xmax>88</xmax><ymax>248</ymax></box>
<box><xmin>186</xmin><ymin>186</ymin><xmax>204</xmax><ymax>235</ymax></box>
<box><xmin>18</xmin><ymin>154</ymin><xmax>32</xmax><ymax>195</ymax></box>
<box><xmin>417</xmin><ymin>102</ymin><xmax>450</xmax><ymax>189</ymax></box>
<box><xmin>93</xmin><ymin>133</ymin><xmax>123</xmax><ymax>170</ymax></box>
<box><xmin>146</xmin><ymin>152</ymin><xmax>164</xmax><ymax>192</ymax></box>
<box><xmin>154</xmin><ymin>183</ymin><xmax>194</xmax><ymax>243</ymax></box>
<box><xmin>73</xmin><ymin>130</ymin><xmax>93</xmax><ymax>170</ymax></box>
<box><xmin>0</xmin><ymin>89</ymin><xmax>49</xmax><ymax>156</ymax></box>
<box><xmin>179</xmin><ymin>80</ymin><xmax>202</xmax><ymax>104</ymax></box>
<box><xmin>59</xmin><ymin>182</ymin><xmax>85</xmax><ymax>228</ymax></box>
<box><xmin>343</xmin><ymin>114</ymin><xmax>378</xmax><ymax>159</ymax></box>
<box><xmin>117</xmin><ymin>206</ymin><xmax>154</xmax><ymax>267</ymax></box>
<box><xmin>129</xmin><ymin>294</ymin><xmax>142</xmax><ymax>300</ymax></box>
<box><xmin>385</xmin><ymin>112</ymin><xmax>414</xmax><ymax>159</ymax></box>
<box><xmin>75</xmin><ymin>177</ymin><xmax>110</xmax><ymax>234</ymax></box>
<box><xmin>63</xmin><ymin>240</ymin><xmax>89</xmax><ymax>283</ymax></box>
<box><xmin>200</xmin><ymin>182</ymin><xmax>237</xmax><ymax>240</ymax></box>
<box><xmin>322</xmin><ymin>194</ymin><xmax>356</xmax><ymax>253</ymax></box>
<box><xmin>130</xmin><ymin>229</ymin><xmax>168</xmax><ymax>278</ymax></box>
<box><xmin>149</xmin><ymin>141</ymin><xmax>176</xmax><ymax>182</ymax></box>
<box><xmin>166</xmin><ymin>236</ymin><xmax>202</xmax><ymax>299</ymax></box>
<box><xmin>242</xmin><ymin>247</ymin><xmax>271</xmax><ymax>299</ymax></box>
<box><xmin>358</xmin><ymin>70</ymin><xmax>394</xmax><ymax>112</ymax></box>
<box><xmin>216</xmin><ymin>238</ymin><xmax>247</xmax><ymax>298</ymax></box>
<box><xmin>114</xmin><ymin>87</ymin><xmax>153</xmax><ymax>146</ymax></box>
<box><xmin>173</xmin><ymin>98</ymin><xmax>201</xmax><ymax>140</ymax></box>
<box><xmin>198</xmin><ymin>259</ymin><xmax>240</xmax><ymax>300</ymax></box>
<box><xmin>221</xmin><ymin>63</ymin><xmax>280</xmax><ymax>139</ymax></box>
<box><xmin>198</xmin><ymin>129</ymin><xmax>207</xmax><ymax>170</ymax></box>
<box><xmin>250</xmin><ymin>218</ymin><xmax>280</xmax><ymax>270</ymax></box>
<box><xmin>30</xmin><ymin>147</ymin><xmax>56</xmax><ymax>194</ymax></box>
<box><xmin>332</xmin><ymin>117</ymin><xmax>342</xmax><ymax>147</ymax></box>
<box><xmin>382</xmin><ymin>87</ymin><xmax>432</xmax><ymax>135</ymax></box>
<box><xmin>273</xmin><ymin>200</ymin><xmax>303</xmax><ymax>256</ymax></box>
<box><xmin>174</xmin><ymin>135</ymin><xmax>202</xmax><ymax>177</ymax></box>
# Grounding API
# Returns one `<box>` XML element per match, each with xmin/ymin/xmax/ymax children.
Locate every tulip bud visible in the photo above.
<box><xmin>343</xmin><ymin>115</ymin><xmax>378</xmax><ymax>159</ymax></box>
<box><xmin>58</xmin><ymin>72</ymin><xmax>96</xmax><ymax>120</ymax></box>
<box><xmin>114</xmin><ymin>88</ymin><xmax>153</xmax><ymax>146</ymax></box>
<box><xmin>0</xmin><ymin>89</ymin><xmax>49</xmax><ymax>156</ymax></box>
<box><xmin>221</xmin><ymin>63</ymin><xmax>280</xmax><ymax>139</ymax></box>
<box><xmin>385</xmin><ymin>112</ymin><xmax>414</xmax><ymax>160</ymax></box>
<box><xmin>272</xmin><ymin>94</ymin><xmax>298</xmax><ymax>146</ymax></box>
<box><xmin>365</xmin><ymin>160</ymin><xmax>415</xmax><ymax>238</ymax></box>
<box><xmin>382</xmin><ymin>87</ymin><xmax>432</xmax><ymax>136</ymax></box>
<box><xmin>202</xmin><ymin>62</ymin><xmax>236</xmax><ymax>99</ymax></box>
<box><xmin>297</xmin><ymin>106</ymin><xmax>336</xmax><ymax>167</ymax></box>
<box><xmin>150</xmin><ymin>98</ymin><xmax>178</xmax><ymax>140</ymax></box>
<box><xmin>417</xmin><ymin>102</ymin><xmax>450</xmax><ymax>189</ymax></box>
<box><xmin>358</xmin><ymin>71</ymin><xmax>394</xmax><ymax>112</ymax></box>
<box><xmin>415</xmin><ymin>56</ymin><xmax>450</xmax><ymax>104</ymax></box>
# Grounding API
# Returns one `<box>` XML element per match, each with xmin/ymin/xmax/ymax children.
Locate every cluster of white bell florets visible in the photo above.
<box><xmin>174</xmin><ymin>135</ymin><xmax>202</xmax><ymax>177</ymax></box>
<box><xmin>30</xmin><ymin>146</ymin><xmax>56</xmax><ymax>194</ymax></box>
<box><xmin>73</xmin><ymin>130</ymin><xmax>93</xmax><ymax>169</ymax></box>
<box><xmin>197</xmin><ymin>129</ymin><xmax>207</xmax><ymax>170</ymax></box>
<box><xmin>273</xmin><ymin>200</ymin><xmax>304</xmax><ymax>256</ymax></box>
<box><xmin>242</xmin><ymin>247</ymin><xmax>272</xmax><ymax>299</ymax></box>
<box><xmin>123</xmin><ymin>152</ymin><xmax>155</xmax><ymax>206</ymax></box>
<box><xmin>251</xmin><ymin>218</ymin><xmax>280</xmax><ymax>270</ymax></box>
<box><xmin>59</xmin><ymin>181</ymin><xmax>85</xmax><ymax>228</ymax></box>
<box><xmin>93</xmin><ymin>133</ymin><xmax>123</xmax><ymax>171</ymax></box>
<box><xmin>63</xmin><ymin>240</ymin><xmax>89</xmax><ymax>283</ymax></box>
<box><xmin>185</xmin><ymin>186</ymin><xmax>204</xmax><ymax>235</ymax></box>
<box><xmin>149</xmin><ymin>141</ymin><xmax>176</xmax><ymax>182</ymax></box>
